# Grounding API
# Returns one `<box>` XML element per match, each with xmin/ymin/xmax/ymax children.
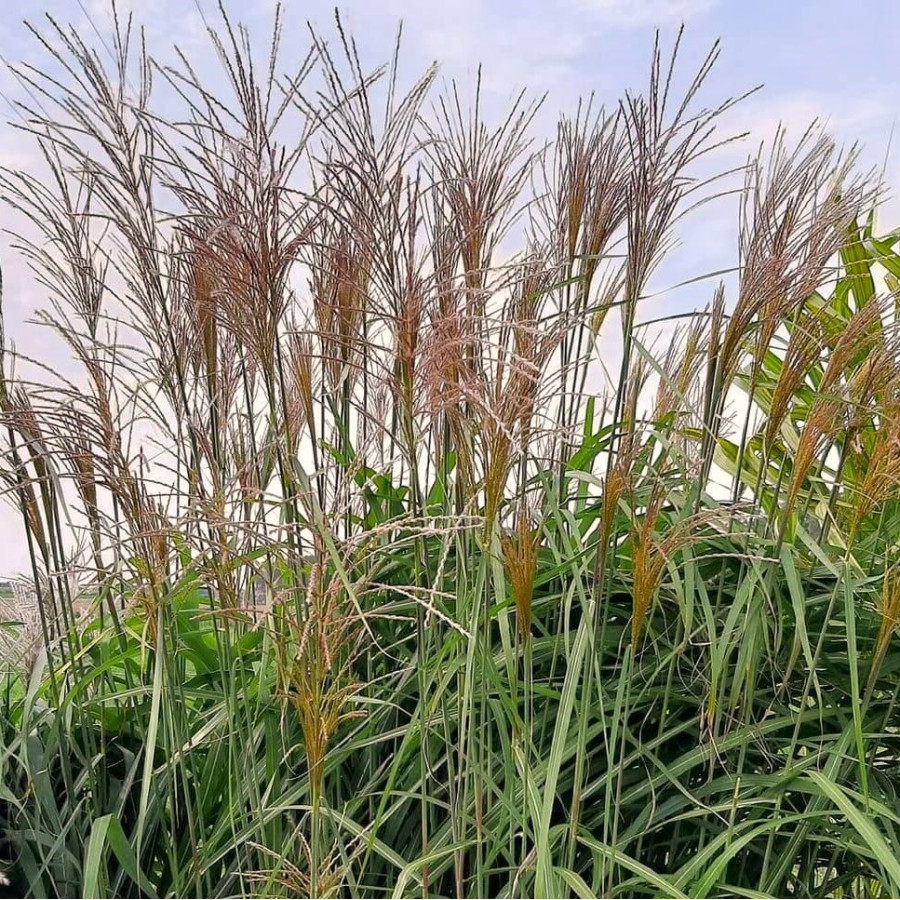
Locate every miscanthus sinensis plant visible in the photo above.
<box><xmin>2</xmin><ymin>6</ymin><xmax>900</xmax><ymax>899</ymax></box>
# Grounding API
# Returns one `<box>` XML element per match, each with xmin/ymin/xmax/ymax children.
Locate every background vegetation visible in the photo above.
<box><xmin>2</xmin><ymin>7</ymin><xmax>900</xmax><ymax>898</ymax></box>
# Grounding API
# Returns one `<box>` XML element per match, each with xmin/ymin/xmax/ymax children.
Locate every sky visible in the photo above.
<box><xmin>0</xmin><ymin>0</ymin><xmax>897</xmax><ymax>575</ymax></box>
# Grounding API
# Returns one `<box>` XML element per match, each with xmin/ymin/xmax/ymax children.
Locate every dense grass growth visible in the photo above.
<box><xmin>3</xmin><ymin>8</ymin><xmax>900</xmax><ymax>898</ymax></box>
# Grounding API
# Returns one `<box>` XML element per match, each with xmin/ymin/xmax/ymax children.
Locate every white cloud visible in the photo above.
<box><xmin>576</xmin><ymin>0</ymin><xmax>717</xmax><ymax>26</ymax></box>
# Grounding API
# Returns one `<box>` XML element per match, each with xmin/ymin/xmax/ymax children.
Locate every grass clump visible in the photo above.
<box><xmin>1</xmin><ymin>7</ymin><xmax>900</xmax><ymax>899</ymax></box>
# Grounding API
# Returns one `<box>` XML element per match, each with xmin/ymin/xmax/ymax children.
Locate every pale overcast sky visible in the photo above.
<box><xmin>0</xmin><ymin>0</ymin><xmax>897</xmax><ymax>575</ymax></box>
